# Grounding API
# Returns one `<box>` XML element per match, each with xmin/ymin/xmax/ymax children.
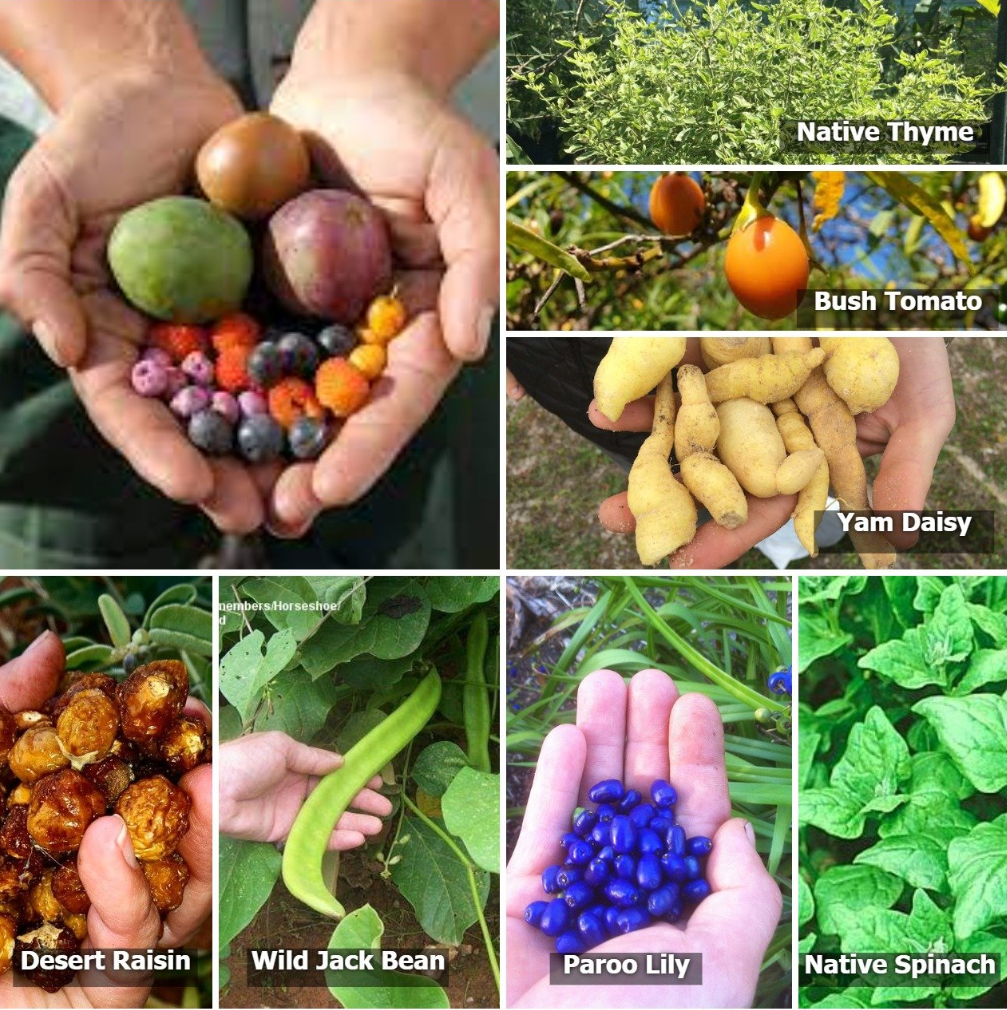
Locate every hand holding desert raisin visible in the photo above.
<box><xmin>0</xmin><ymin>632</ymin><xmax>211</xmax><ymax>1002</ymax></box>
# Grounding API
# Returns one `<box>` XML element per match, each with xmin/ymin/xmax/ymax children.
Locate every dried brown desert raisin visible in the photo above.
<box><xmin>118</xmin><ymin>662</ymin><xmax>188</xmax><ymax>742</ymax></box>
<box><xmin>26</xmin><ymin>770</ymin><xmax>105</xmax><ymax>855</ymax></box>
<box><xmin>83</xmin><ymin>755</ymin><xmax>132</xmax><ymax>804</ymax></box>
<box><xmin>56</xmin><ymin>689</ymin><xmax>119</xmax><ymax>765</ymax></box>
<box><xmin>9</xmin><ymin>726</ymin><xmax>70</xmax><ymax>782</ymax></box>
<box><xmin>158</xmin><ymin>717</ymin><xmax>209</xmax><ymax>777</ymax></box>
<box><xmin>141</xmin><ymin>852</ymin><xmax>189</xmax><ymax>914</ymax></box>
<box><xmin>51</xmin><ymin>860</ymin><xmax>90</xmax><ymax>915</ymax></box>
<box><xmin>15</xmin><ymin>922</ymin><xmax>79</xmax><ymax>992</ymax></box>
<box><xmin>115</xmin><ymin>775</ymin><xmax>190</xmax><ymax>861</ymax></box>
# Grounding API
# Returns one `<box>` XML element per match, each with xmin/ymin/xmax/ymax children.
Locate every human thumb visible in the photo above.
<box><xmin>0</xmin><ymin>154</ymin><xmax>87</xmax><ymax>366</ymax></box>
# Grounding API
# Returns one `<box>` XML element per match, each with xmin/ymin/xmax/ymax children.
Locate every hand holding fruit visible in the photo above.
<box><xmin>506</xmin><ymin>669</ymin><xmax>780</xmax><ymax>1009</ymax></box>
<box><xmin>218</xmin><ymin>733</ymin><xmax>391</xmax><ymax>851</ymax></box>
<box><xmin>266</xmin><ymin>67</ymin><xmax>499</xmax><ymax>532</ymax></box>
<box><xmin>0</xmin><ymin>633</ymin><xmax>212</xmax><ymax>1006</ymax></box>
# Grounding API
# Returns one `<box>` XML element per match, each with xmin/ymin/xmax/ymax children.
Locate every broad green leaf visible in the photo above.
<box><xmin>390</xmin><ymin>816</ymin><xmax>489</xmax><ymax>945</ymax></box>
<box><xmin>253</xmin><ymin>668</ymin><xmax>338</xmax><ymax>740</ymax></box>
<box><xmin>912</xmin><ymin>694</ymin><xmax>1007</xmax><ymax>793</ymax></box>
<box><xmin>506</xmin><ymin>217</ymin><xmax>592</xmax><ymax>281</ymax></box>
<box><xmin>412</xmin><ymin>742</ymin><xmax>469</xmax><ymax>798</ymax></box>
<box><xmin>858</xmin><ymin>627</ymin><xmax>945</xmax><ymax>689</ymax></box>
<box><xmin>339</xmin><ymin>654</ymin><xmax>415</xmax><ymax>691</ymax></box>
<box><xmin>798</xmin><ymin>874</ymin><xmax>814</xmax><ymax>928</ymax></box>
<box><xmin>301</xmin><ymin>581</ymin><xmax>431</xmax><ymax>676</ymax></box>
<box><xmin>219</xmin><ymin>630</ymin><xmax>298</xmax><ymax>724</ymax></box>
<box><xmin>422</xmin><ymin>577</ymin><xmax>499</xmax><ymax>613</ymax></box>
<box><xmin>948</xmin><ymin>930</ymin><xmax>1007</xmax><ymax>999</ymax></box>
<box><xmin>924</xmin><ymin>584</ymin><xmax>973</xmax><ymax>665</ymax></box>
<box><xmin>854</xmin><ymin>835</ymin><xmax>947</xmax><ymax>892</ymax></box>
<box><xmin>98</xmin><ymin>594</ymin><xmax>131</xmax><ymax>648</ymax></box>
<box><xmin>325</xmin><ymin>905</ymin><xmax>448</xmax><ymax>1009</ymax></box>
<box><xmin>830</xmin><ymin>706</ymin><xmax>910</xmax><ymax>806</ymax></box>
<box><xmin>813</xmin><ymin>865</ymin><xmax>903</xmax><ymax>937</ymax></box>
<box><xmin>799</xmin><ymin>788</ymin><xmax>865</xmax><ymax>839</ymax></box>
<box><xmin>947</xmin><ymin>817</ymin><xmax>1007</xmax><ymax>940</ymax></box>
<box><xmin>219</xmin><ymin>837</ymin><xmax>281</xmax><ymax>948</ymax></box>
<box><xmin>968</xmin><ymin>602</ymin><xmax>1007</xmax><ymax>646</ymax></box>
<box><xmin>441</xmin><ymin>768</ymin><xmax>500</xmax><ymax>874</ymax></box>
<box><xmin>239</xmin><ymin>577</ymin><xmax>322</xmax><ymax>640</ymax></box>
<box><xmin>877</xmin><ymin>789</ymin><xmax>976</xmax><ymax>846</ymax></box>
<box><xmin>799</xmin><ymin>730</ymin><xmax>821</xmax><ymax>789</ymax></box>
<box><xmin>953</xmin><ymin>648</ymin><xmax>1007</xmax><ymax>694</ymax></box>
<box><xmin>798</xmin><ymin>933</ymin><xmax>816</xmax><ymax>955</ymax></box>
<box><xmin>148</xmin><ymin>604</ymin><xmax>213</xmax><ymax>656</ymax></box>
<box><xmin>799</xmin><ymin>610</ymin><xmax>851</xmax><ymax>672</ymax></box>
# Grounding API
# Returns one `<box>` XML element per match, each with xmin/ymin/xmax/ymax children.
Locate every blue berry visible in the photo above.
<box><xmin>562</xmin><ymin>881</ymin><xmax>594</xmax><ymax>910</ymax></box>
<box><xmin>588</xmin><ymin>779</ymin><xmax>624</xmax><ymax>804</ymax></box>
<box><xmin>188</xmin><ymin>409</ymin><xmax>233</xmax><ymax>455</ymax></box>
<box><xmin>687</xmin><ymin>836</ymin><xmax>713</xmax><ymax>857</ymax></box>
<box><xmin>651</xmin><ymin>779</ymin><xmax>678</xmax><ymax>808</ymax></box>
<box><xmin>615</xmin><ymin>907</ymin><xmax>651</xmax><ymax>933</ymax></box>
<box><xmin>237</xmin><ymin>415</ymin><xmax>284</xmax><ymax>464</ymax></box>
<box><xmin>277</xmin><ymin>332</ymin><xmax>320</xmax><ymax>377</ymax></box>
<box><xmin>638</xmin><ymin>828</ymin><xmax>663</xmax><ymax>854</ymax></box>
<box><xmin>247</xmin><ymin>341</ymin><xmax>284</xmax><ymax>387</ymax></box>
<box><xmin>555</xmin><ymin>930</ymin><xmax>586</xmax><ymax>954</ymax></box>
<box><xmin>603</xmin><ymin>879</ymin><xmax>639</xmax><ymax>908</ymax></box>
<box><xmin>556</xmin><ymin>866</ymin><xmax>582</xmax><ymax>888</ymax></box>
<box><xmin>616</xmin><ymin>788</ymin><xmax>642</xmax><ymax>813</ymax></box>
<box><xmin>316</xmin><ymin>323</ymin><xmax>357</xmax><ymax>357</ymax></box>
<box><xmin>669</xmin><ymin>824</ymin><xmax>686</xmax><ymax>856</ymax></box>
<box><xmin>288</xmin><ymin>417</ymin><xmax>330</xmax><ymax>460</ymax></box>
<box><xmin>610</xmin><ymin>815</ymin><xmax>637</xmax><ymax>854</ymax></box>
<box><xmin>539</xmin><ymin>898</ymin><xmax>570</xmax><ymax>937</ymax></box>
<box><xmin>683</xmin><ymin>879</ymin><xmax>712</xmax><ymax>902</ymax></box>
<box><xmin>647</xmin><ymin>883</ymin><xmax>680</xmax><ymax>917</ymax></box>
<box><xmin>542</xmin><ymin>865</ymin><xmax>562</xmax><ymax>895</ymax></box>
<box><xmin>576</xmin><ymin>911</ymin><xmax>607</xmax><ymax>948</ymax></box>
<box><xmin>573</xmin><ymin>809</ymin><xmax>597</xmax><ymax>836</ymax></box>
<box><xmin>636</xmin><ymin>854</ymin><xmax>663</xmax><ymax>891</ymax></box>
<box><xmin>524</xmin><ymin>901</ymin><xmax>547</xmax><ymax>927</ymax></box>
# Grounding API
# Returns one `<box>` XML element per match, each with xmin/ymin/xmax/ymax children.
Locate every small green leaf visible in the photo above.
<box><xmin>506</xmin><ymin>217</ymin><xmax>592</xmax><ymax>281</ymax></box>
<box><xmin>148</xmin><ymin>604</ymin><xmax>213</xmax><ymax>656</ymax></box>
<box><xmin>64</xmin><ymin>643</ymin><xmax>115</xmax><ymax>671</ymax></box>
<box><xmin>98</xmin><ymin>594</ymin><xmax>132</xmax><ymax>649</ymax></box>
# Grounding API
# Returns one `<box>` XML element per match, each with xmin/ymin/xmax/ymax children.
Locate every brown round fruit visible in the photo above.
<box><xmin>118</xmin><ymin>661</ymin><xmax>188</xmax><ymax>742</ymax></box>
<box><xmin>196</xmin><ymin>112</ymin><xmax>311</xmax><ymax>221</ymax></box>
<box><xmin>8</xmin><ymin>727</ymin><xmax>69</xmax><ymax>783</ymax></box>
<box><xmin>141</xmin><ymin>852</ymin><xmax>190</xmax><ymax>914</ymax></box>
<box><xmin>56</xmin><ymin>689</ymin><xmax>119</xmax><ymax>764</ymax></box>
<box><xmin>115</xmin><ymin>775</ymin><xmax>190</xmax><ymax>861</ymax></box>
<box><xmin>158</xmin><ymin>716</ymin><xmax>209</xmax><ymax>777</ymax></box>
<box><xmin>51</xmin><ymin>860</ymin><xmax>90</xmax><ymax>915</ymax></box>
<box><xmin>26</xmin><ymin>770</ymin><xmax>105</xmax><ymax>855</ymax></box>
<box><xmin>649</xmin><ymin>172</ymin><xmax>706</xmax><ymax>236</ymax></box>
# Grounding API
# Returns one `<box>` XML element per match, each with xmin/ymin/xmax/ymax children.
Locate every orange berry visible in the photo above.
<box><xmin>724</xmin><ymin>216</ymin><xmax>809</xmax><ymax>320</ymax></box>
<box><xmin>211</xmin><ymin>313</ymin><xmax>261</xmax><ymax>353</ymax></box>
<box><xmin>214</xmin><ymin>346</ymin><xmax>253</xmax><ymax>393</ymax></box>
<box><xmin>148</xmin><ymin>324</ymin><xmax>208</xmax><ymax>363</ymax></box>
<box><xmin>364</xmin><ymin>295</ymin><xmax>408</xmax><ymax>344</ymax></box>
<box><xmin>357</xmin><ymin>327</ymin><xmax>383</xmax><ymax>346</ymax></box>
<box><xmin>649</xmin><ymin>173</ymin><xmax>705</xmax><ymax>237</ymax></box>
<box><xmin>315</xmin><ymin>358</ymin><xmax>370</xmax><ymax>418</ymax></box>
<box><xmin>268</xmin><ymin>377</ymin><xmax>324</xmax><ymax>429</ymax></box>
<box><xmin>349</xmin><ymin>344</ymin><xmax>387</xmax><ymax>380</ymax></box>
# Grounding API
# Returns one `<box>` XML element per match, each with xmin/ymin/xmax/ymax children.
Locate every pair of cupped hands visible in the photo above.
<box><xmin>0</xmin><ymin>64</ymin><xmax>498</xmax><ymax>537</ymax></box>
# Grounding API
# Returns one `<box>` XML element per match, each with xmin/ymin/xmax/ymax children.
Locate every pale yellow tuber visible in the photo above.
<box><xmin>818</xmin><ymin>337</ymin><xmax>899</xmax><ymax>414</ymax></box>
<box><xmin>704</xmin><ymin>349</ymin><xmax>825</xmax><ymax>404</ymax></box>
<box><xmin>776</xmin><ymin>448</ymin><xmax>826</xmax><ymax>495</ymax></box>
<box><xmin>716</xmin><ymin>398</ymin><xmax>787</xmax><ymax>498</ymax></box>
<box><xmin>674</xmin><ymin>365</ymin><xmax>748</xmax><ymax>529</ymax></box>
<box><xmin>699</xmin><ymin>337</ymin><xmax>771</xmax><ymax>370</ymax></box>
<box><xmin>773</xmin><ymin>398</ymin><xmax>828</xmax><ymax>556</ymax></box>
<box><xmin>627</xmin><ymin>373</ymin><xmax>697</xmax><ymax>565</ymax></box>
<box><xmin>594</xmin><ymin>337</ymin><xmax>687</xmax><ymax>422</ymax></box>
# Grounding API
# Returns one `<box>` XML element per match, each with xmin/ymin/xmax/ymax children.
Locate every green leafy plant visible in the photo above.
<box><xmin>512</xmin><ymin>0</ymin><xmax>1005</xmax><ymax>165</ymax></box>
<box><xmin>508</xmin><ymin>575</ymin><xmax>792</xmax><ymax>1006</ymax></box>
<box><xmin>217</xmin><ymin>576</ymin><xmax>500</xmax><ymax>1009</ymax></box>
<box><xmin>798</xmin><ymin>574</ymin><xmax>1007</xmax><ymax>1008</ymax></box>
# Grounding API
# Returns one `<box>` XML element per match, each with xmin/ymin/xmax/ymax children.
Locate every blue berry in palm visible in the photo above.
<box><xmin>277</xmin><ymin>332</ymin><xmax>320</xmax><ymax>377</ymax></box>
<box><xmin>247</xmin><ymin>341</ymin><xmax>284</xmax><ymax>387</ymax></box>
<box><xmin>237</xmin><ymin>414</ymin><xmax>284</xmax><ymax>464</ymax></box>
<box><xmin>288</xmin><ymin>417</ymin><xmax>330</xmax><ymax>460</ymax></box>
<box><xmin>316</xmin><ymin>323</ymin><xmax>357</xmax><ymax>357</ymax></box>
<box><xmin>188</xmin><ymin>409</ymin><xmax>233</xmax><ymax>455</ymax></box>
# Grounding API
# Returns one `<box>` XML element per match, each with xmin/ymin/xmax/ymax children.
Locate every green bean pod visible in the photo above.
<box><xmin>282</xmin><ymin>667</ymin><xmax>442</xmax><ymax>918</ymax></box>
<box><xmin>464</xmin><ymin>613</ymin><xmax>491</xmax><ymax>773</ymax></box>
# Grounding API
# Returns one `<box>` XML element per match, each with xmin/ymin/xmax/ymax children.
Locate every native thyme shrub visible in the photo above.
<box><xmin>516</xmin><ymin>0</ymin><xmax>1005</xmax><ymax>165</ymax></box>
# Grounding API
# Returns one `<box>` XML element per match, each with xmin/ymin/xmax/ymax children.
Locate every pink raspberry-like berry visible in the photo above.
<box><xmin>140</xmin><ymin>346</ymin><xmax>173</xmax><ymax>369</ymax></box>
<box><xmin>211</xmin><ymin>391</ymin><xmax>240</xmax><ymax>424</ymax></box>
<box><xmin>237</xmin><ymin>390</ymin><xmax>268</xmax><ymax>417</ymax></box>
<box><xmin>131</xmin><ymin>359</ymin><xmax>168</xmax><ymax>398</ymax></box>
<box><xmin>163</xmin><ymin>366</ymin><xmax>188</xmax><ymax>399</ymax></box>
<box><xmin>170</xmin><ymin>384</ymin><xmax>211</xmax><ymax>419</ymax></box>
<box><xmin>182</xmin><ymin>350</ymin><xmax>215</xmax><ymax>386</ymax></box>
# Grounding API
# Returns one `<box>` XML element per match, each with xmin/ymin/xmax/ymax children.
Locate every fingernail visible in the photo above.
<box><xmin>743</xmin><ymin>820</ymin><xmax>756</xmax><ymax>849</ymax></box>
<box><xmin>32</xmin><ymin>320</ymin><xmax>63</xmax><ymax>366</ymax></box>
<box><xmin>23</xmin><ymin>630</ymin><xmax>55</xmax><ymax>656</ymax></box>
<box><xmin>474</xmin><ymin>306</ymin><xmax>495</xmax><ymax>358</ymax></box>
<box><xmin>115</xmin><ymin>815</ymin><xmax>139</xmax><ymax>869</ymax></box>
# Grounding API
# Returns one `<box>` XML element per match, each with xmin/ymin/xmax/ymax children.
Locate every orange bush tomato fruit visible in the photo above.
<box><xmin>724</xmin><ymin>216</ymin><xmax>809</xmax><ymax>320</ymax></box>
<box><xmin>649</xmin><ymin>173</ymin><xmax>705</xmax><ymax>237</ymax></box>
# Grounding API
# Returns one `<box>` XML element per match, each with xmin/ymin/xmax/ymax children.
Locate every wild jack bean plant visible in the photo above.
<box><xmin>799</xmin><ymin>575</ymin><xmax>1007</xmax><ymax>1008</ymax></box>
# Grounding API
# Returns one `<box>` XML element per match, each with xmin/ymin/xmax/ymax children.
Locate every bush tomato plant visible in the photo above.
<box><xmin>798</xmin><ymin>575</ymin><xmax>1007</xmax><ymax>1008</ymax></box>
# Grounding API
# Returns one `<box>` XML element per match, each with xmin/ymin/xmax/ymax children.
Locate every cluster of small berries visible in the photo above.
<box><xmin>130</xmin><ymin>296</ymin><xmax>408</xmax><ymax>462</ymax></box>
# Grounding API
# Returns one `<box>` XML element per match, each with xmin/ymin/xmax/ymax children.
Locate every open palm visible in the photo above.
<box><xmin>0</xmin><ymin>70</ymin><xmax>278</xmax><ymax>533</ymax></box>
<box><xmin>267</xmin><ymin>71</ymin><xmax>498</xmax><ymax>533</ymax></box>
<box><xmin>507</xmin><ymin>669</ymin><xmax>781</xmax><ymax>1009</ymax></box>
